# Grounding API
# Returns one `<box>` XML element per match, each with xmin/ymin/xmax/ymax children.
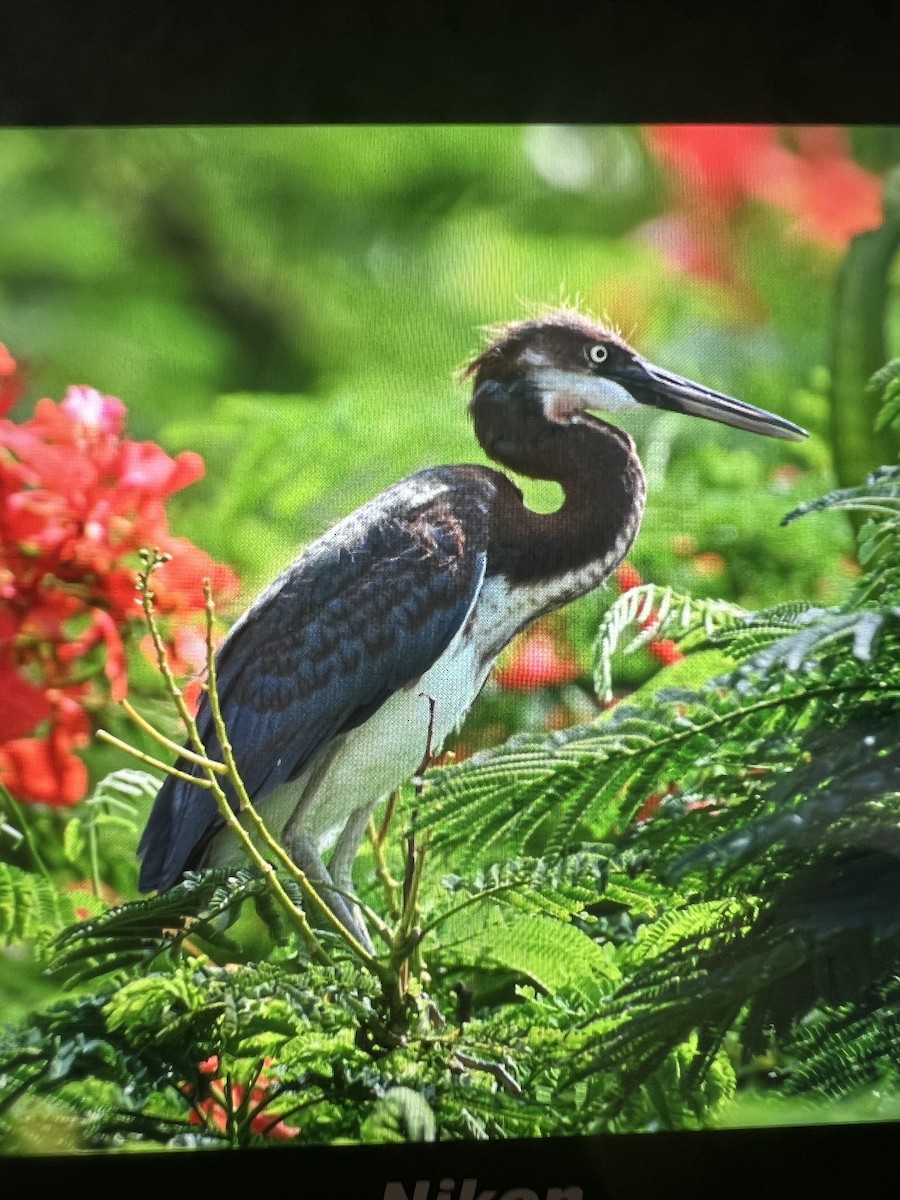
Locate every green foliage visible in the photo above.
<box><xmin>59</xmin><ymin>770</ymin><xmax>156</xmax><ymax>896</ymax></box>
<box><xmin>418</xmin><ymin>389</ymin><xmax>900</xmax><ymax>1120</ymax></box>
<box><xmin>3</xmin><ymin>448</ymin><xmax>900</xmax><ymax>1146</ymax></box>
<box><xmin>0</xmin><ymin>863</ymin><xmax>75</xmax><ymax>948</ymax></box>
<box><xmin>2</xmin><ymin>130</ymin><xmax>900</xmax><ymax>1148</ymax></box>
<box><xmin>360</xmin><ymin>1087</ymin><xmax>436</xmax><ymax>1144</ymax></box>
<box><xmin>49</xmin><ymin>869</ymin><xmax>272</xmax><ymax>987</ymax></box>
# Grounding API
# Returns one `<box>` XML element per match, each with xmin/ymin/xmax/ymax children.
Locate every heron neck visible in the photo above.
<box><xmin>487</xmin><ymin>414</ymin><xmax>646</xmax><ymax>595</ymax></box>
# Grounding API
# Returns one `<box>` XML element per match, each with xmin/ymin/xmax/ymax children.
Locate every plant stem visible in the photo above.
<box><xmin>120</xmin><ymin>698</ymin><xmax>229</xmax><ymax>771</ymax></box>
<box><xmin>94</xmin><ymin>729</ymin><xmax>216</xmax><ymax>786</ymax></box>
<box><xmin>0</xmin><ymin>786</ymin><xmax>50</xmax><ymax>880</ymax></box>
<box><xmin>829</xmin><ymin>188</ymin><xmax>900</xmax><ymax>491</ymax></box>
<box><xmin>367</xmin><ymin>812</ymin><xmax>402</xmax><ymax>920</ymax></box>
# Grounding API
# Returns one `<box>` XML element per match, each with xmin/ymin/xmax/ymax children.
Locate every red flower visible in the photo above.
<box><xmin>185</xmin><ymin>1062</ymin><xmax>300</xmax><ymax>1141</ymax></box>
<box><xmin>634</xmin><ymin>781</ymin><xmax>679</xmax><ymax>825</ymax></box>
<box><xmin>648</xmin><ymin>638</ymin><xmax>683</xmax><ymax>667</ymax></box>
<box><xmin>615</xmin><ymin>562</ymin><xmax>642</xmax><ymax>593</ymax></box>
<box><xmin>640</xmin><ymin>125</ymin><xmax>883</xmax><ymax>303</ymax></box>
<box><xmin>61</xmin><ymin>385</ymin><xmax>127</xmax><ymax>438</ymax></box>
<box><xmin>644</xmin><ymin>125</ymin><xmax>779</xmax><ymax>211</ymax></box>
<box><xmin>0</xmin><ymin>346</ymin><xmax>240</xmax><ymax>806</ymax></box>
<box><xmin>0</xmin><ymin>729</ymin><xmax>88</xmax><ymax>808</ymax></box>
<box><xmin>495</xmin><ymin>627</ymin><xmax>580</xmax><ymax>691</ymax></box>
<box><xmin>746</xmin><ymin>129</ymin><xmax>883</xmax><ymax>249</ymax></box>
<box><xmin>691</xmin><ymin>551</ymin><xmax>727</xmax><ymax>578</ymax></box>
<box><xmin>0</xmin><ymin>344</ymin><xmax>23</xmax><ymax>416</ymax></box>
<box><xmin>0</xmin><ymin>660</ymin><xmax>53</xmax><ymax>740</ymax></box>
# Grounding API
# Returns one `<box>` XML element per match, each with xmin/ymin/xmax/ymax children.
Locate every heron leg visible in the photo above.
<box><xmin>329</xmin><ymin>802</ymin><xmax>376</xmax><ymax>894</ymax></box>
<box><xmin>283</xmin><ymin>826</ymin><xmax>374</xmax><ymax>953</ymax></box>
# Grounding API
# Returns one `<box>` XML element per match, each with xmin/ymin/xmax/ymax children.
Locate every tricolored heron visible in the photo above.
<box><xmin>138</xmin><ymin>309</ymin><xmax>806</xmax><ymax>943</ymax></box>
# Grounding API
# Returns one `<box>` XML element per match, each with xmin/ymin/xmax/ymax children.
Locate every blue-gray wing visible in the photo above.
<box><xmin>138</xmin><ymin>467</ymin><xmax>496</xmax><ymax>891</ymax></box>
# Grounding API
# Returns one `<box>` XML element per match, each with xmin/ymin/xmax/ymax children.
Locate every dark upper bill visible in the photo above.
<box><xmin>620</xmin><ymin>359</ymin><xmax>808</xmax><ymax>443</ymax></box>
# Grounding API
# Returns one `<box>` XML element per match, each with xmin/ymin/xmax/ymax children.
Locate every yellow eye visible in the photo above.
<box><xmin>588</xmin><ymin>344</ymin><xmax>609</xmax><ymax>366</ymax></box>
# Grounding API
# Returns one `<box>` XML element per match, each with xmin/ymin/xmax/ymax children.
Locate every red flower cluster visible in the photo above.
<box><xmin>185</xmin><ymin>1057</ymin><xmax>299</xmax><ymax>1141</ymax></box>
<box><xmin>640</xmin><ymin>125</ymin><xmax>882</xmax><ymax>296</ymax></box>
<box><xmin>614</xmin><ymin>562</ymin><xmax>684</xmax><ymax>669</ymax></box>
<box><xmin>0</xmin><ymin>345</ymin><xmax>240</xmax><ymax>807</ymax></box>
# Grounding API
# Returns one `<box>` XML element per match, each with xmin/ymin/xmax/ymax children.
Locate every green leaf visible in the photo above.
<box><xmin>0</xmin><ymin>863</ymin><xmax>75</xmax><ymax>947</ymax></box>
<box><xmin>63</xmin><ymin>818</ymin><xmax>86</xmax><ymax>867</ymax></box>
<box><xmin>359</xmin><ymin>1087</ymin><xmax>436</xmax><ymax>1144</ymax></box>
<box><xmin>435</xmin><ymin>903</ymin><xmax>619</xmax><ymax>1001</ymax></box>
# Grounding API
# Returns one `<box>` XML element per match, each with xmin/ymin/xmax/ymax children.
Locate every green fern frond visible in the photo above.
<box><xmin>725</xmin><ymin>608</ymin><xmax>898</xmax><ymax>669</ymax></box>
<box><xmin>782</xmin><ymin>468</ymin><xmax>900</xmax><ymax>527</ymax></box>
<box><xmin>0</xmin><ymin>863</ymin><xmax>76</xmax><ymax>948</ymax></box>
<box><xmin>666</xmin><ymin>711</ymin><xmax>900</xmax><ymax>884</ymax></box>
<box><xmin>787</xmin><ymin>973</ymin><xmax>900</xmax><ymax>1097</ymax></box>
<box><xmin>782</xmin><ymin>465</ymin><xmax>900</xmax><ymax>605</ymax></box>
<box><xmin>593</xmin><ymin>585</ymin><xmax>747</xmax><ymax>701</ymax></box>
<box><xmin>50</xmin><ymin>868</ymin><xmax>270</xmax><ymax>986</ymax></box>
<box><xmin>86</xmin><ymin>769</ymin><xmax>161</xmax><ymax>808</ymax></box>
<box><xmin>869</xmin><ymin>359</ymin><xmax>900</xmax><ymax>434</ymax></box>
<box><xmin>426</xmin><ymin>645</ymin><xmax>880</xmax><ymax>874</ymax></box>
<box><xmin>439</xmin><ymin>851</ymin><xmax>610</xmax><ymax>920</ymax></box>
<box><xmin>433</xmin><ymin>902</ymin><xmax>619</xmax><ymax>1001</ymax></box>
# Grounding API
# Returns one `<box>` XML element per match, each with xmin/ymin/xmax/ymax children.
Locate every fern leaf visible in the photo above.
<box><xmin>0</xmin><ymin>863</ymin><xmax>75</xmax><ymax>947</ymax></box>
<box><xmin>593</xmin><ymin>585</ymin><xmax>747</xmax><ymax>701</ymax></box>
<box><xmin>434</xmin><ymin>902</ymin><xmax>619</xmax><ymax>1001</ymax></box>
<box><xmin>50</xmin><ymin>868</ymin><xmax>270</xmax><ymax>986</ymax></box>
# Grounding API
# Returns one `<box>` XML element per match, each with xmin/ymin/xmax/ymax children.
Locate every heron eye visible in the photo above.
<box><xmin>588</xmin><ymin>344</ymin><xmax>609</xmax><ymax>366</ymax></box>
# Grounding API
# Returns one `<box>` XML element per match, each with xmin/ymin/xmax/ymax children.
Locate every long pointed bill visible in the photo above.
<box><xmin>625</xmin><ymin>360</ymin><xmax>808</xmax><ymax>442</ymax></box>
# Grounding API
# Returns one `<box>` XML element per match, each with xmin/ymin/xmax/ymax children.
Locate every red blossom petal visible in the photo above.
<box><xmin>791</xmin><ymin>155</ymin><xmax>883</xmax><ymax>248</ymax></box>
<box><xmin>57</xmin><ymin>610</ymin><xmax>128</xmax><ymax>701</ymax></box>
<box><xmin>151</xmin><ymin>539</ymin><xmax>240</xmax><ymax>612</ymax></box>
<box><xmin>644</xmin><ymin>125</ymin><xmax>778</xmax><ymax>209</ymax></box>
<box><xmin>182</xmin><ymin>678</ymin><xmax>205</xmax><ymax>718</ymax></box>
<box><xmin>648</xmin><ymin>639</ymin><xmax>684</xmax><ymax>666</ymax></box>
<box><xmin>0</xmin><ymin>733</ymin><xmax>88</xmax><ymax>806</ymax></box>
<box><xmin>495</xmin><ymin>630</ymin><xmax>580</xmax><ymax>691</ymax></box>
<box><xmin>615</xmin><ymin>563</ymin><xmax>643</xmax><ymax>592</ymax></box>
<box><xmin>47</xmin><ymin>689</ymin><xmax>91</xmax><ymax>745</ymax></box>
<box><xmin>117</xmin><ymin>441</ymin><xmax>201</xmax><ymax>496</ymax></box>
<box><xmin>0</xmin><ymin>665</ymin><xmax>54</xmax><ymax>740</ymax></box>
<box><xmin>168</xmin><ymin>451</ymin><xmax>205</xmax><ymax>494</ymax></box>
<box><xmin>27</xmin><ymin>397</ymin><xmax>83</xmax><ymax>444</ymax></box>
<box><xmin>634</xmin><ymin>781</ymin><xmax>679</xmax><ymax>824</ymax></box>
<box><xmin>0</xmin><ymin>344</ymin><xmax>23</xmax><ymax>417</ymax></box>
<box><xmin>637</xmin><ymin>212</ymin><xmax>742</xmax><ymax>287</ymax></box>
<box><xmin>61</xmin><ymin>386</ymin><xmax>126</xmax><ymax>437</ymax></box>
<box><xmin>635</xmin><ymin>792</ymin><xmax>665</xmax><ymax>823</ymax></box>
<box><xmin>1</xmin><ymin>427</ymin><xmax>98</xmax><ymax>495</ymax></box>
<box><xmin>692</xmin><ymin>552</ymin><xmax>727</xmax><ymax>577</ymax></box>
<box><xmin>250</xmin><ymin>1112</ymin><xmax>300</xmax><ymax>1139</ymax></box>
<box><xmin>99</xmin><ymin>567</ymin><xmax>142</xmax><ymax>619</ymax></box>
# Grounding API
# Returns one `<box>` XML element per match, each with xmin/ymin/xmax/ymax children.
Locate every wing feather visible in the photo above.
<box><xmin>138</xmin><ymin>467</ymin><xmax>496</xmax><ymax>891</ymax></box>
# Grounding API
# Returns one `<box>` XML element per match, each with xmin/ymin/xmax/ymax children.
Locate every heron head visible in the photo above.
<box><xmin>464</xmin><ymin>309</ymin><xmax>807</xmax><ymax>443</ymax></box>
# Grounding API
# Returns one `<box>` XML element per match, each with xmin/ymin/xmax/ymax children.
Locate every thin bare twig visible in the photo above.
<box><xmin>94</xmin><ymin>729</ymin><xmax>216</xmax><ymax>787</ymax></box>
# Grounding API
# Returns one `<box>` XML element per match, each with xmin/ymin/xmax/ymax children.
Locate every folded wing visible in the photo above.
<box><xmin>138</xmin><ymin>467</ymin><xmax>495</xmax><ymax>891</ymax></box>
